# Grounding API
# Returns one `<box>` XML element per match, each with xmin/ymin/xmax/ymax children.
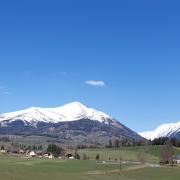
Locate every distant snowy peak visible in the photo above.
<box><xmin>139</xmin><ymin>121</ymin><xmax>180</xmax><ymax>140</ymax></box>
<box><xmin>139</xmin><ymin>131</ymin><xmax>153</xmax><ymax>140</ymax></box>
<box><xmin>0</xmin><ymin>102</ymin><xmax>113</xmax><ymax>124</ymax></box>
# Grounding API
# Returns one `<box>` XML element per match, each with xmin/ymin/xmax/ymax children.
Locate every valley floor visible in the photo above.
<box><xmin>0</xmin><ymin>154</ymin><xmax>179</xmax><ymax>180</ymax></box>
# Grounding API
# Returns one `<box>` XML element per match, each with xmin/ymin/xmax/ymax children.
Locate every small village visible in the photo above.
<box><xmin>0</xmin><ymin>144</ymin><xmax>75</xmax><ymax>160</ymax></box>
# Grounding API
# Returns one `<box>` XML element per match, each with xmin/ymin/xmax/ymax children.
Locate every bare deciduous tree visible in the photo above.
<box><xmin>160</xmin><ymin>142</ymin><xmax>174</xmax><ymax>165</ymax></box>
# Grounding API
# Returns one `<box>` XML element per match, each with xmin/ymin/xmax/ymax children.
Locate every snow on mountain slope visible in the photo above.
<box><xmin>0</xmin><ymin>102</ymin><xmax>112</xmax><ymax>124</ymax></box>
<box><xmin>139</xmin><ymin>121</ymin><xmax>180</xmax><ymax>140</ymax></box>
<box><xmin>139</xmin><ymin>131</ymin><xmax>153</xmax><ymax>140</ymax></box>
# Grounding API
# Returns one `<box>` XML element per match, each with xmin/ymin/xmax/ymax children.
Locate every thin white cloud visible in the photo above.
<box><xmin>86</xmin><ymin>80</ymin><xmax>105</xmax><ymax>87</ymax></box>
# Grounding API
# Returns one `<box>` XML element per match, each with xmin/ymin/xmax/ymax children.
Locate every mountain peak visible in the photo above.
<box><xmin>139</xmin><ymin>121</ymin><xmax>180</xmax><ymax>140</ymax></box>
<box><xmin>58</xmin><ymin>101</ymin><xmax>87</xmax><ymax>110</ymax></box>
<box><xmin>0</xmin><ymin>102</ymin><xmax>111</xmax><ymax>124</ymax></box>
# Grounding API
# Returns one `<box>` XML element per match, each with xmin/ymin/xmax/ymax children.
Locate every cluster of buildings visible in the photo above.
<box><xmin>0</xmin><ymin>147</ymin><xmax>75</xmax><ymax>159</ymax></box>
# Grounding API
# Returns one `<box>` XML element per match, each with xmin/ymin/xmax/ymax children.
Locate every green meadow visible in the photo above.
<box><xmin>78</xmin><ymin>145</ymin><xmax>180</xmax><ymax>163</ymax></box>
<box><xmin>0</xmin><ymin>146</ymin><xmax>179</xmax><ymax>180</ymax></box>
<box><xmin>0</xmin><ymin>155</ymin><xmax>179</xmax><ymax>180</ymax></box>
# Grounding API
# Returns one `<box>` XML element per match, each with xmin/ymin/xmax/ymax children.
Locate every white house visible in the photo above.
<box><xmin>43</xmin><ymin>153</ymin><xmax>49</xmax><ymax>158</ymax></box>
<box><xmin>0</xmin><ymin>149</ymin><xmax>6</xmax><ymax>153</ymax></box>
<box><xmin>48</xmin><ymin>154</ymin><xmax>54</xmax><ymax>159</ymax></box>
<box><xmin>66</xmin><ymin>153</ymin><xmax>74</xmax><ymax>159</ymax></box>
<box><xmin>29</xmin><ymin>151</ymin><xmax>36</xmax><ymax>157</ymax></box>
<box><xmin>69</xmin><ymin>156</ymin><xmax>75</xmax><ymax>160</ymax></box>
<box><xmin>43</xmin><ymin>153</ymin><xmax>54</xmax><ymax>159</ymax></box>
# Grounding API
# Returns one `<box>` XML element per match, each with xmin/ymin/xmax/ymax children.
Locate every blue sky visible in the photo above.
<box><xmin>0</xmin><ymin>0</ymin><xmax>180</xmax><ymax>132</ymax></box>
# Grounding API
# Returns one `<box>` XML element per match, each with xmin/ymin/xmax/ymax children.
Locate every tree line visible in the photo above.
<box><xmin>150</xmin><ymin>137</ymin><xmax>180</xmax><ymax>147</ymax></box>
<box><xmin>11</xmin><ymin>143</ymin><xmax>43</xmax><ymax>150</ymax></box>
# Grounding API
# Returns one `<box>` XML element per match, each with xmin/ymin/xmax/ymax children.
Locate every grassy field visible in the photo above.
<box><xmin>78</xmin><ymin>145</ymin><xmax>180</xmax><ymax>163</ymax></box>
<box><xmin>0</xmin><ymin>145</ymin><xmax>180</xmax><ymax>180</ymax></box>
<box><xmin>0</xmin><ymin>154</ymin><xmax>179</xmax><ymax>180</ymax></box>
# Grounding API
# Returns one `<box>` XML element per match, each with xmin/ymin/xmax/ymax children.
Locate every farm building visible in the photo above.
<box><xmin>29</xmin><ymin>151</ymin><xmax>37</xmax><ymax>157</ymax></box>
<box><xmin>66</xmin><ymin>153</ymin><xmax>74</xmax><ymax>159</ymax></box>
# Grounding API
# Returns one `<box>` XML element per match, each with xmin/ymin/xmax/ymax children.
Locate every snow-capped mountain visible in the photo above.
<box><xmin>0</xmin><ymin>102</ymin><xmax>143</xmax><ymax>145</ymax></box>
<box><xmin>139</xmin><ymin>121</ymin><xmax>180</xmax><ymax>140</ymax></box>
<box><xmin>0</xmin><ymin>102</ymin><xmax>111</xmax><ymax>124</ymax></box>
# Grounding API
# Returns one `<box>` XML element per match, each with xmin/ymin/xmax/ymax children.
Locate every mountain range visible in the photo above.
<box><xmin>139</xmin><ymin>121</ymin><xmax>180</xmax><ymax>140</ymax></box>
<box><xmin>0</xmin><ymin>102</ymin><xmax>112</xmax><ymax>125</ymax></box>
<box><xmin>0</xmin><ymin>102</ymin><xmax>143</xmax><ymax>146</ymax></box>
